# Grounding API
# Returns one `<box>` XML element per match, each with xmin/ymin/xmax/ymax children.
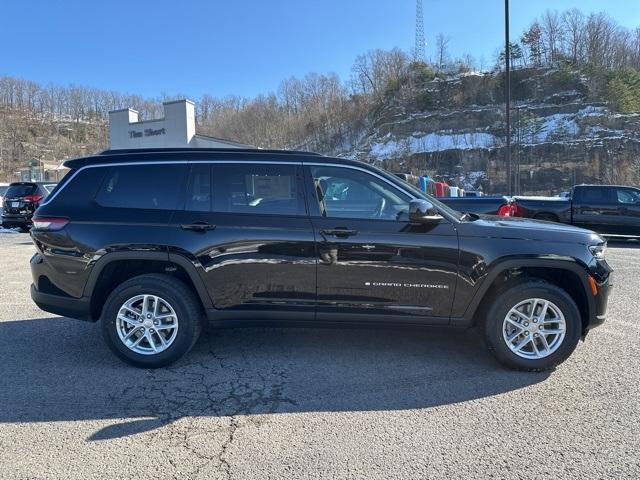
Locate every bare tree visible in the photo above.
<box><xmin>435</xmin><ymin>33</ymin><xmax>451</xmax><ymax>72</ymax></box>
<box><xmin>562</xmin><ymin>8</ymin><xmax>585</xmax><ymax>64</ymax></box>
<box><xmin>540</xmin><ymin>10</ymin><xmax>563</xmax><ymax>64</ymax></box>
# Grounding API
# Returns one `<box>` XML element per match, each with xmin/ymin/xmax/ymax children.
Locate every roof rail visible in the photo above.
<box><xmin>99</xmin><ymin>147</ymin><xmax>321</xmax><ymax>156</ymax></box>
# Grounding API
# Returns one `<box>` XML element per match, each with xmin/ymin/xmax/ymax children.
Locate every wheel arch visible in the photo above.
<box><xmin>84</xmin><ymin>251</ymin><xmax>212</xmax><ymax>321</ymax></box>
<box><xmin>465</xmin><ymin>259</ymin><xmax>594</xmax><ymax>332</ymax></box>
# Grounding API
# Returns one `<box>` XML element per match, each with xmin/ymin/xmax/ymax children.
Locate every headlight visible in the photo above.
<box><xmin>589</xmin><ymin>244</ymin><xmax>606</xmax><ymax>260</ymax></box>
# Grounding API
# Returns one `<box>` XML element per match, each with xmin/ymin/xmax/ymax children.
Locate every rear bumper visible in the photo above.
<box><xmin>30</xmin><ymin>252</ymin><xmax>92</xmax><ymax>321</ymax></box>
<box><xmin>30</xmin><ymin>283</ymin><xmax>92</xmax><ymax>321</ymax></box>
<box><xmin>1</xmin><ymin>214</ymin><xmax>31</xmax><ymax>228</ymax></box>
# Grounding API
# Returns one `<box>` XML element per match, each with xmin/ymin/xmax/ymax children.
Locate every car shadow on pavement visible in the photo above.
<box><xmin>0</xmin><ymin>317</ymin><xmax>549</xmax><ymax>441</ymax></box>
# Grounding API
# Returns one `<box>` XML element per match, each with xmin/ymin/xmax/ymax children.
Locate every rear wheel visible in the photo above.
<box><xmin>101</xmin><ymin>274</ymin><xmax>203</xmax><ymax>368</ymax></box>
<box><xmin>484</xmin><ymin>281</ymin><xmax>581</xmax><ymax>371</ymax></box>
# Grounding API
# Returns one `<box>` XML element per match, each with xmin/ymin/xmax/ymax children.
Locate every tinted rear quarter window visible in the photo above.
<box><xmin>48</xmin><ymin>168</ymin><xmax>108</xmax><ymax>207</ymax></box>
<box><xmin>96</xmin><ymin>164</ymin><xmax>185</xmax><ymax>210</ymax></box>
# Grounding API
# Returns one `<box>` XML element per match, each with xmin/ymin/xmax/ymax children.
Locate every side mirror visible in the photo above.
<box><xmin>409</xmin><ymin>199</ymin><xmax>443</xmax><ymax>224</ymax></box>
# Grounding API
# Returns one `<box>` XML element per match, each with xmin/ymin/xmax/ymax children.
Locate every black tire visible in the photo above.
<box><xmin>101</xmin><ymin>274</ymin><xmax>203</xmax><ymax>368</ymax></box>
<box><xmin>533</xmin><ymin>213</ymin><xmax>559</xmax><ymax>223</ymax></box>
<box><xmin>483</xmin><ymin>281</ymin><xmax>581</xmax><ymax>371</ymax></box>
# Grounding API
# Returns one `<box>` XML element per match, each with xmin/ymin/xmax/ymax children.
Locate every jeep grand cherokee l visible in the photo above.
<box><xmin>29</xmin><ymin>148</ymin><xmax>613</xmax><ymax>370</ymax></box>
<box><xmin>2</xmin><ymin>182</ymin><xmax>51</xmax><ymax>231</ymax></box>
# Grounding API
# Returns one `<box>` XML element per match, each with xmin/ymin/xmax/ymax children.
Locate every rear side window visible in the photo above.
<box><xmin>96</xmin><ymin>164</ymin><xmax>185</xmax><ymax>210</ymax></box>
<box><xmin>575</xmin><ymin>187</ymin><xmax>612</xmax><ymax>204</ymax></box>
<box><xmin>6</xmin><ymin>184</ymin><xmax>37</xmax><ymax>197</ymax></box>
<box><xmin>211</xmin><ymin>163</ymin><xmax>305</xmax><ymax>216</ymax></box>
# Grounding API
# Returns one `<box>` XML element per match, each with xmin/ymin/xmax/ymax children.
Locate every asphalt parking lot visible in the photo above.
<box><xmin>0</xmin><ymin>232</ymin><xmax>639</xmax><ymax>479</ymax></box>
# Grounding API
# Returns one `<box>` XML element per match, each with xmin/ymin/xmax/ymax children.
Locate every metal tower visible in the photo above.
<box><xmin>413</xmin><ymin>0</ymin><xmax>426</xmax><ymax>62</ymax></box>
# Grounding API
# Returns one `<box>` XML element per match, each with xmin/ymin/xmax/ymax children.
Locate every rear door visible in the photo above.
<box><xmin>305</xmin><ymin>163</ymin><xmax>459</xmax><ymax>323</ymax></box>
<box><xmin>571</xmin><ymin>186</ymin><xmax>617</xmax><ymax>233</ymax></box>
<box><xmin>168</xmin><ymin>161</ymin><xmax>317</xmax><ymax>319</ymax></box>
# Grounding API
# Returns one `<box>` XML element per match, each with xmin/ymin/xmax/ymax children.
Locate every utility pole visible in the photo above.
<box><xmin>414</xmin><ymin>0</ymin><xmax>426</xmax><ymax>62</ymax></box>
<box><xmin>504</xmin><ymin>0</ymin><xmax>512</xmax><ymax>195</ymax></box>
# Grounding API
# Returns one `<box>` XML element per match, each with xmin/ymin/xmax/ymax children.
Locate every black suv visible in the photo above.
<box><xmin>2</xmin><ymin>182</ymin><xmax>54</xmax><ymax>231</ymax></box>
<box><xmin>30</xmin><ymin>148</ymin><xmax>613</xmax><ymax>370</ymax></box>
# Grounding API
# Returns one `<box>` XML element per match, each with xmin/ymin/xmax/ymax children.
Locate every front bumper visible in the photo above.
<box><xmin>584</xmin><ymin>258</ymin><xmax>613</xmax><ymax>333</ymax></box>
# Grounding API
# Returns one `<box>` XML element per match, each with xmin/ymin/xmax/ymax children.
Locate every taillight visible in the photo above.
<box><xmin>497</xmin><ymin>204</ymin><xmax>512</xmax><ymax>217</ymax></box>
<box><xmin>32</xmin><ymin>217</ymin><xmax>69</xmax><ymax>231</ymax></box>
<box><xmin>497</xmin><ymin>203</ymin><xmax>525</xmax><ymax>217</ymax></box>
<box><xmin>24</xmin><ymin>195</ymin><xmax>43</xmax><ymax>203</ymax></box>
<box><xmin>510</xmin><ymin>203</ymin><xmax>525</xmax><ymax>217</ymax></box>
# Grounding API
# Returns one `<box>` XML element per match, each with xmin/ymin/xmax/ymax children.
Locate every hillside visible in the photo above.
<box><xmin>322</xmin><ymin>68</ymin><xmax>640</xmax><ymax>194</ymax></box>
<box><xmin>1</xmin><ymin>66</ymin><xmax>639</xmax><ymax>194</ymax></box>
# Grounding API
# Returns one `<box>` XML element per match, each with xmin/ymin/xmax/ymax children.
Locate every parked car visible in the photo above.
<box><xmin>30</xmin><ymin>148</ymin><xmax>612</xmax><ymax>371</ymax></box>
<box><xmin>511</xmin><ymin>184</ymin><xmax>640</xmax><ymax>237</ymax></box>
<box><xmin>439</xmin><ymin>196</ymin><xmax>511</xmax><ymax>215</ymax></box>
<box><xmin>0</xmin><ymin>182</ymin><xmax>10</xmax><ymax>209</ymax></box>
<box><xmin>1</xmin><ymin>182</ymin><xmax>52</xmax><ymax>231</ymax></box>
<box><xmin>464</xmin><ymin>191</ymin><xmax>484</xmax><ymax>197</ymax></box>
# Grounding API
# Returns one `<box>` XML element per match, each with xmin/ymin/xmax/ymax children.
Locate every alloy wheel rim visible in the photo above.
<box><xmin>116</xmin><ymin>294</ymin><xmax>179</xmax><ymax>355</ymax></box>
<box><xmin>502</xmin><ymin>298</ymin><xmax>566</xmax><ymax>360</ymax></box>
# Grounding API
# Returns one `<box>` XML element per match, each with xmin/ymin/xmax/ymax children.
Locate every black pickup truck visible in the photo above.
<box><xmin>512</xmin><ymin>184</ymin><xmax>640</xmax><ymax>237</ymax></box>
<box><xmin>439</xmin><ymin>196</ymin><xmax>511</xmax><ymax>215</ymax></box>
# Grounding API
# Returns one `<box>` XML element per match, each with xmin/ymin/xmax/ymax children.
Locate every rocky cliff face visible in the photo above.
<box><xmin>326</xmin><ymin>68</ymin><xmax>640</xmax><ymax>194</ymax></box>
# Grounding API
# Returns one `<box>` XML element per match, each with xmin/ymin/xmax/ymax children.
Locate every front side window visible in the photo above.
<box><xmin>211</xmin><ymin>163</ymin><xmax>305</xmax><ymax>216</ymax></box>
<box><xmin>615</xmin><ymin>188</ymin><xmax>640</xmax><ymax>205</ymax></box>
<box><xmin>310</xmin><ymin>166</ymin><xmax>410</xmax><ymax>221</ymax></box>
<box><xmin>96</xmin><ymin>164</ymin><xmax>185</xmax><ymax>210</ymax></box>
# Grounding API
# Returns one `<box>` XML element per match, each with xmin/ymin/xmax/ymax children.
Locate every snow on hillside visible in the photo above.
<box><xmin>370</xmin><ymin>131</ymin><xmax>499</xmax><ymax>159</ymax></box>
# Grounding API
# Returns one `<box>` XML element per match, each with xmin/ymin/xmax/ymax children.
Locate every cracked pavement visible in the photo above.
<box><xmin>0</xmin><ymin>233</ymin><xmax>639</xmax><ymax>479</ymax></box>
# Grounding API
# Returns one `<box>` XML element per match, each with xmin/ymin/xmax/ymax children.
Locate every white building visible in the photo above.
<box><xmin>108</xmin><ymin>99</ymin><xmax>249</xmax><ymax>150</ymax></box>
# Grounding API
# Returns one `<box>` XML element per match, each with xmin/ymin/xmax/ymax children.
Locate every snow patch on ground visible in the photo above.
<box><xmin>0</xmin><ymin>227</ymin><xmax>21</xmax><ymax>234</ymax></box>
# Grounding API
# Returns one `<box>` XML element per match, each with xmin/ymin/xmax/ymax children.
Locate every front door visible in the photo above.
<box><xmin>169</xmin><ymin>162</ymin><xmax>317</xmax><ymax>319</ymax></box>
<box><xmin>305</xmin><ymin>164</ymin><xmax>459</xmax><ymax>323</ymax></box>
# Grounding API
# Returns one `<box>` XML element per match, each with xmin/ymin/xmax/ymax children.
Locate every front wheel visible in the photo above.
<box><xmin>483</xmin><ymin>281</ymin><xmax>582</xmax><ymax>371</ymax></box>
<box><xmin>101</xmin><ymin>274</ymin><xmax>203</xmax><ymax>368</ymax></box>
